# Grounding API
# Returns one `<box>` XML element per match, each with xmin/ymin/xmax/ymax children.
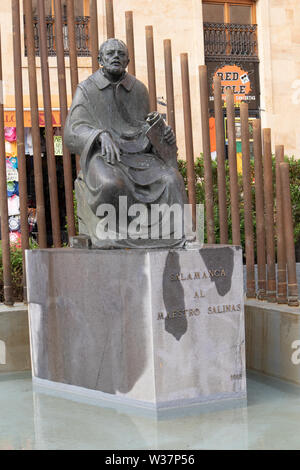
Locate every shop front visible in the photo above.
<box><xmin>203</xmin><ymin>0</ymin><xmax>260</xmax><ymax>166</ymax></box>
<box><xmin>3</xmin><ymin>110</ymin><xmax>76</xmax><ymax>246</ymax></box>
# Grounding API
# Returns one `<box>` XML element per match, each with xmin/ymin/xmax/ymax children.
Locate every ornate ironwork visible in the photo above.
<box><xmin>204</xmin><ymin>22</ymin><xmax>258</xmax><ymax>61</ymax></box>
<box><xmin>25</xmin><ymin>15</ymin><xmax>91</xmax><ymax>57</ymax></box>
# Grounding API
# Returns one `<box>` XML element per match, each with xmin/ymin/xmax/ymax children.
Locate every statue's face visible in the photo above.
<box><xmin>100</xmin><ymin>40</ymin><xmax>129</xmax><ymax>76</ymax></box>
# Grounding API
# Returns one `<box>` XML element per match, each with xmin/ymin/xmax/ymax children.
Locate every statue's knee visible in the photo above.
<box><xmin>114</xmin><ymin>175</ymin><xmax>126</xmax><ymax>191</ymax></box>
<box><xmin>163</xmin><ymin>167</ymin><xmax>179</xmax><ymax>187</ymax></box>
<box><xmin>100</xmin><ymin>174</ymin><xmax>126</xmax><ymax>198</ymax></box>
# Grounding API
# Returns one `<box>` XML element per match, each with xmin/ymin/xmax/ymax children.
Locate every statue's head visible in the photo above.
<box><xmin>98</xmin><ymin>39</ymin><xmax>130</xmax><ymax>77</ymax></box>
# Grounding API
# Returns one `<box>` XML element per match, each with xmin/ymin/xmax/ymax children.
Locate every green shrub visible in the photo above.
<box><xmin>0</xmin><ymin>238</ymin><xmax>38</xmax><ymax>303</ymax></box>
<box><xmin>286</xmin><ymin>156</ymin><xmax>300</xmax><ymax>243</ymax></box>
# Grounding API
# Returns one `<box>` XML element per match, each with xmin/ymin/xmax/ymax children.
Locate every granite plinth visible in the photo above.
<box><xmin>26</xmin><ymin>246</ymin><xmax>246</xmax><ymax>411</ymax></box>
<box><xmin>0</xmin><ymin>304</ymin><xmax>31</xmax><ymax>373</ymax></box>
<box><xmin>245</xmin><ymin>299</ymin><xmax>300</xmax><ymax>384</ymax></box>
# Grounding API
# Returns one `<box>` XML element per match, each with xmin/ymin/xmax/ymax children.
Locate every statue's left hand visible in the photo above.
<box><xmin>164</xmin><ymin>125</ymin><xmax>176</xmax><ymax>146</ymax></box>
<box><xmin>99</xmin><ymin>131</ymin><xmax>121</xmax><ymax>165</ymax></box>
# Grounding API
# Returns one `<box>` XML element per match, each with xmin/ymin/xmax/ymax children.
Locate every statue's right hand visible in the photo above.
<box><xmin>99</xmin><ymin>131</ymin><xmax>121</xmax><ymax>165</ymax></box>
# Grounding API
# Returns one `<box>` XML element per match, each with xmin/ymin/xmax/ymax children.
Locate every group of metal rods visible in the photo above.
<box><xmin>1</xmin><ymin>2</ymin><xmax>299</xmax><ymax>306</ymax></box>
<box><xmin>197</xmin><ymin>69</ymin><xmax>299</xmax><ymax>306</ymax></box>
<box><xmin>117</xmin><ymin>12</ymin><xmax>299</xmax><ymax>306</ymax></box>
<box><xmin>37</xmin><ymin>0</ymin><xmax>61</xmax><ymax>248</ymax></box>
<box><xmin>4</xmin><ymin>0</ymin><xmax>80</xmax><ymax>303</ymax></box>
<box><xmin>23</xmin><ymin>0</ymin><xmax>47</xmax><ymax>249</ymax></box>
<box><xmin>225</xmin><ymin>98</ymin><xmax>298</xmax><ymax>306</ymax></box>
<box><xmin>229</xmin><ymin>100</ymin><xmax>298</xmax><ymax>306</ymax></box>
<box><xmin>0</xmin><ymin>2</ymin><xmax>139</xmax><ymax>304</ymax></box>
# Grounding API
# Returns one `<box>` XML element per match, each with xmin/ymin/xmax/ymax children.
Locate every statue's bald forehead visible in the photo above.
<box><xmin>104</xmin><ymin>39</ymin><xmax>127</xmax><ymax>50</ymax></box>
<box><xmin>98</xmin><ymin>39</ymin><xmax>129</xmax><ymax>61</ymax></box>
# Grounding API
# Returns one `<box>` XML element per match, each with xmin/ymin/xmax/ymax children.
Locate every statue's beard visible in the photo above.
<box><xmin>104</xmin><ymin>64</ymin><xmax>125</xmax><ymax>77</ymax></box>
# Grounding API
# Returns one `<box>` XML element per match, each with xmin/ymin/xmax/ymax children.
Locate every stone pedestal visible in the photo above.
<box><xmin>245</xmin><ymin>299</ymin><xmax>300</xmax><ymax>384</ymax></box>
<box><xmin>0</xmin><ymin>303</ymin><xmax>31</xmax><ymax>373</ymax></box>
<box><xmin>26</xmin><ymin>246</ymin><xmax>246</xmax><ymax>411</ymax></box>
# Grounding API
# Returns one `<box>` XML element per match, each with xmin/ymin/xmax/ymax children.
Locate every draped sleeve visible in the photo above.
<box><xmin>64</xmin><ymin>85</ymin><xmax>103</xmax><ymax>156</ymax></box>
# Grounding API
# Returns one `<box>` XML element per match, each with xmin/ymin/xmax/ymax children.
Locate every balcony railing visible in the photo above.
<box><xmin>204</xmin><ymin>23</ymin><xmax>258</xmax><ymax>61</ymax></box>
<box><xmin>24</xmin><ymin>15</ymin><xmax>91</xmax><ymax>57</ymax></box>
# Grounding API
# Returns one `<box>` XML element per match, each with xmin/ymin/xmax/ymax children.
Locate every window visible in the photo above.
<box><xmin>230</xmin><ymin>5</ymin><xmax>251</xmax><ymax>25</ymax></box>
<box><xmin>203</xmin><ymin>1</ymin><xmax>255</xmax><ymax>24</ymax></box>
<box><xmin>32</xmin><ymin>0</ymin><xmax>53</xmax><ymax>16</ymax></box>
<box><xmin>203</xmin><ymin>3</ymin><xmax>224</xmax><ymax>23</ymax></box>
<box><xmin>32</xmin><ymin>1</ymin><xmax>87</xmax><ymax>17</ymax></box>
<box><xmin>25</xmin><ymin>0</ymin><xmax>91</xmax><ymax>57</ymax></box>
<box><xmin>203</xmin><ymin>1</ymin><xmax>257</xmax><ymax>59</ymax></box>
<box><xmin>203</xmin><ymin>1</ymin><xmax>260</xmax><ymax>124</ymax></box>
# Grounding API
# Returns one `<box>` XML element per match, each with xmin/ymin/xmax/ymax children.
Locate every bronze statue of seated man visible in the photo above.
<box><xmin>64</xmin><ymin>38</ymin><xmax>189</xmax><ymax>248</ymax></box>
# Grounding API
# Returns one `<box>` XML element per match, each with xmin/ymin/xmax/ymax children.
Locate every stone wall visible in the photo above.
<box><xmin>257</xmin><ymin>0</ymin><xmax>300</xmax><ymax>158</ymax></box>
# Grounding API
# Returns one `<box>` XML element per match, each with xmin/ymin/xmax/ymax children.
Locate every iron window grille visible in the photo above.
<box><xmin>204</xmin><ymin>22</ymin><xmax>258</xmax><ymax>62</ymax></box>
<box><xmin>24</xmin><ymin>15</ymin><xmax>91</xmax><ymax>57</ymax></box>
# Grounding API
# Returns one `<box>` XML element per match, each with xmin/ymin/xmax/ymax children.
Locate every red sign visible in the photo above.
<box><xmin>213</xmin><ymin>64</ymin><xmax>254</xmax><ymax>104</ymax></box>
<box><xmin>4</xmin><ymin>110</ymin><xmax>61</xmax><ymax>127</ymax></box>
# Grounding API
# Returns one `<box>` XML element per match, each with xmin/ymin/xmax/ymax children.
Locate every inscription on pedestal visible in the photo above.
<box><xmin>170</xmin><ymin>269</ymin><xmax>226</xmax><ymax>281</ymax></box>
<box><xmin>157</xmin><ymin>304</ymin><xmax>242</xmax><ymax>320</ymax></box>
<box><xmin>160</xmin><ymin>247</ymin><xmax>239</xmax><ymax>341</ymax></box>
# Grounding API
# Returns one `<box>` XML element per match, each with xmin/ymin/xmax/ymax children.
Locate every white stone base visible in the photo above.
<box><xmin>32</xmin><ymin>376</ymin><xmax>247</xmax><ymax>418</ymax></box>
<box><xmin>0</xmin><ymin>303</ymin><xmax>31</xmax><ymax>373</ymax></box>
<box><xmin>26</xmin><ymin>246</ymin><xmax>246</xmax><ymax>410</ymax></box>
<box><xmin>245</xmin><ymin>299</ymin><xmax>300</xmax><ymax>384</ymax></box>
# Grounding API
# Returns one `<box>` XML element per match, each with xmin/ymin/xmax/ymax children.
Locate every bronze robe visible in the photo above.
<box><xmin>64</xmin><ymin>69</ymin><xmax>188</xmax><ymax>248</ymax></box>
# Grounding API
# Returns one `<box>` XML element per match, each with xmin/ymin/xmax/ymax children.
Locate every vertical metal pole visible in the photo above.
<box><xmin>90</xmin><ymin>0</ymin><xmax>99</xmax><ymax>73</ymax></box>
<box><xmin>263</xmin><ymin>128</ymin><xmax>276</xmax><ymax>302</ymax></box>
<box><xmin>240</xmin><ymin>102</ymin><xmax>256</xmax><ymax>298</ymax></box>
<box><xmin>105</xmin><ymin>0</ymin><xmax>115</xmax><ymax>39</ymax></box>
<box><xmin>279</xmin><ymin>162</ymin><xmax>299</xmax><ymax>306</ymax></box>
<box><xmin>199</xmin><ymin>65</ymin><xmax>215</xmax><ymax>244</ymax></box>
<box><xmin>23</xmin><ymin>0</ymin><xmax>47</xmax><ymax>249</ymax></box>
<box><xmin>213</xmin><ymin>76</ymin><xmax>228</xmax><ymax>244</ymax></box>
<box><xmin>125</xmin><ymin>11</ymin><xmax>135</xmax><ymax>76</ymax></box>
<box><xmin>275</xmin><ymin>145</ymin><xmax>287</xmax><ymax>304</ymax></box>
<box><xmin>181</xmin><ymin>53</ymin><xmax>196</xmax><ymax>226</ymax></box>
<box><xmin>66</xmin><ymin>0</ymin><xmax>79</xmax><ymax>96</ymax></box>
<box><xmin>164</xmin><ymin>39</ymin><xmax>175</xmax><ymax>133</ymax></box>
<box><xmin>225</xmin><ymin>88</ymin><xmax>240</xmax><ymax>246</ymax></box>
<box><xmin>37</xmin><ymin>0</ymin><xmax>61</xmax><ymax>247</ymax></box>
<box><xmin>253</xmin><ymin>119</ymin><xmax>266</xmax><ymax>299</ymax></box>
<box><xmin>12</xmin><ymin>0</ymin><xmax>29</xmax><ymax>301</ymax></box>
<box><xmin>54</xmin><ymin>0</ymin><xmax>76</xmax><ymax>240</ymax></box>
<box><xmin>145</xmin><ymin>26</ymin><xmax>157</xmax><ymax>112</ymax></box>
<box><xmin>0</xmin><ymin>28</ymin><xmax>13</xmax><ymax>305</ymax></box>
<box><xmin>66</xmin><ymin>0</ymin><xmax>80</xmax><ymax>174</ymax></box>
